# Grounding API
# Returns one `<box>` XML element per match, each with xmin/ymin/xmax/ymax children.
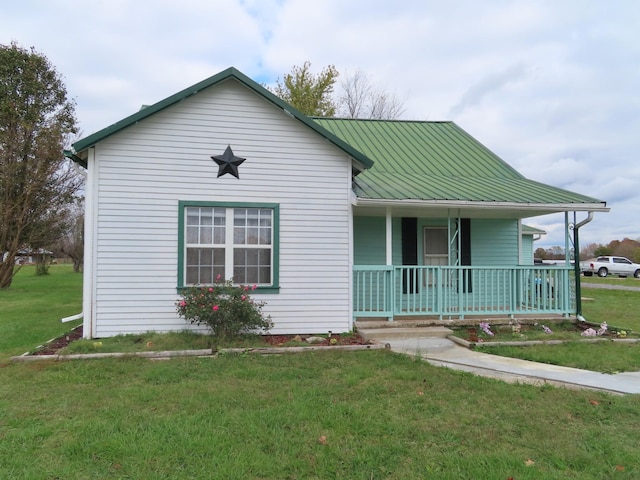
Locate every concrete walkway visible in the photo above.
<box><xmin>382</xmin><ymin>336</ymin><xmax>640</xmax><ymax>395</ymax></box>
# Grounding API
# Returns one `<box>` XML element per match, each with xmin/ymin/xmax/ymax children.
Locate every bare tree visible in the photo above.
<box><xmin>58</xmin><ymin>196</ymin><xmax>84</xmax><ymax>273</ymax></box>
<box><xmin>0</xmin><ymin>42</ymin><xmax>80</xmax><ymax>287</ymax></box>
<box><xmin>338</xmin><ymin>70</ymin><xmax>406</xmax><ymax>119</ymax></box>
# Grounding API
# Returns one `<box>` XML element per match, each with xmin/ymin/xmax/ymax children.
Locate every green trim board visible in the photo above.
<box><xmin>66</xmin><ymin>67</ymin><xmax>374</xmax><ymax>171</ymax></box>
<box><xmin>177</xmin><ymin>200</ymin><xmax>280</xmax><ymax>292</ymax></box>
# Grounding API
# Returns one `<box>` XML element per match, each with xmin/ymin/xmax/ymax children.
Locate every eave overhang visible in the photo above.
<box><xmin>353</xmin><ymin>197</ymin><xmax>610</xmax><ymax>219</ymax></box>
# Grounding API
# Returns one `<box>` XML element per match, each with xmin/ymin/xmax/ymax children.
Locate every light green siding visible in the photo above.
<box><xmin>354</xmin><ymin>217</ymin><xmax>386</xmax><ymax>265</ymax></box>
<box><xmin>471</xmin><ymin>219</ymin><xmax>519</xmax><ymax>266</ymax></box>
<box><xmin>521</xmin><ymin>235</ymin><xmax>534</xmax><ymax>265</ymax></box>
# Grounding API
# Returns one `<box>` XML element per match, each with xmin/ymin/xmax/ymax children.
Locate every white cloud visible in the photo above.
<box><xmin>1</xmin><ymin>0</ymin><xmax>638</xmax><ymax>248</ymax></box>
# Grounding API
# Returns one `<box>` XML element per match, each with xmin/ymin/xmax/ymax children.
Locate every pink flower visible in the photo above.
<box><xmin>216</xmin><ymin>274</ymin><xmax>222</xmax><ymax>281</ymax></box>
<box><xmin>179</xmin><ymin>300</ymin><xmax>186</xmax><ymax>307</ymax></box>
<box><xmin>244</xmin><ymin>286</ymin><xmax>249</xmax><ymax>291</ymax></box>
<box><xmin>208</xmin><ymin>287</ymin><xmax>214</xmax><ymax>293</ymax></box>
<box><xmin>252</xmin><ymin>284</ymin><xmax>257</xmax><ymax>290</ymax></box>
<box><xmin>241</xmin><ymin>295</ymin><xmax>246</xmax><ymax>301</ymax></box>
<box><xmin>213</xmin><ymin>305</ymin><xmax>219</xmax><ymax>312</ymax></box>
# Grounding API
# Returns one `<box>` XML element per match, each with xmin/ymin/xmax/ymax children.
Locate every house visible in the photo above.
<box><xmin>65</xmin><ymin>67</ymin><xmax>608</xmax><ymax>338</ymax></box>
<box><xmin>521</xmin><ymin>225</ymin><xmax>546</xmax><ymax>265</ymax></box>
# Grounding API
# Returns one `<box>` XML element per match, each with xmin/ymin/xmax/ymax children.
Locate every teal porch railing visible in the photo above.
<box><xmin>353</xmin><ymin>265</ymin><xmax>575</xmax><ymax>319</ymax></box>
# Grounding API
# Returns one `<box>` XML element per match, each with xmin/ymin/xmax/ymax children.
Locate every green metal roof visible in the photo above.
<box><xmin>313</xmin><ymin>118</ymin><xmax>607</xmax><ymax>210</ymax></box>
<box><xmin>67</xmin><ymin>67</ymin><xmax>374</xmax><ymax>170</ymax></box>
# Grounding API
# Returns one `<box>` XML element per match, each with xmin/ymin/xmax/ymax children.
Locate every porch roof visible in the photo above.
<box><xmin>314</xmin><ymin>119</ymin><xmax>608</xmax><ymax>215</ymax></box>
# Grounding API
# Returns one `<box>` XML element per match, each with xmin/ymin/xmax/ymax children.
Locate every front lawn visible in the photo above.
<box><xmin>2</xmin><ymin>265</ymin><xmax>640</xmax><ymax>478</ymax></box>
<box><xmin>2</xmin><ymin>350</ymin><xmax>640</xmax><ymax>479</ymax></box>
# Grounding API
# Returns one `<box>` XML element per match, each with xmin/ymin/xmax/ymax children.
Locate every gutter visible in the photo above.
<box><xmin>354</xmin><ymin>198</ymin><xmax>610</xmax><ymax>213</ymax></box>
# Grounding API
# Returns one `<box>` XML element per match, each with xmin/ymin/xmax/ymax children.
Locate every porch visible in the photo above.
<box><xmin>353</xmin><ymin>265</ymin><xmax>575</xmax><ymax>321</ymax></box>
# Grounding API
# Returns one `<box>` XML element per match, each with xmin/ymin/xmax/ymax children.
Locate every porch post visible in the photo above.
<box><xmin>386</xmin><ymin>207</ymin><xmax>393</xmax><ymax>321</ymax></box>
<box><xmin>385</xmin><ymin>207</ymin><xmax>392</xmax><ymax>265</ymax></box>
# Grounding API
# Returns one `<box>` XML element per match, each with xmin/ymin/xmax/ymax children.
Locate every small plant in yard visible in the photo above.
<box><xmin>479</xmin><ymin>321</ymin><xmax>494</xmax><ymax>337</ymax></box>
<box><xmin>176</xmin><ymin>276</ymin><xmax>272</xmax><ymax>339</ymax></box>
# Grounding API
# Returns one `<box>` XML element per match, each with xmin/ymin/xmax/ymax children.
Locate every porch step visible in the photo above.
<box><xmin>358</xmin><ymin>326</ymin><xmax>453</xmax><ymax>341</ymax></box>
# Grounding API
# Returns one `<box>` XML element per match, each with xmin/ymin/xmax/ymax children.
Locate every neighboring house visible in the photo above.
<box><xmin>15</xmin><ymin>248</ymin><xmax>54</xmax><ymax>265</ymax></box>
<box><xmin>65</xmin><ymin>67</ymin><xmax>608</xmax><ymax>338</ymax></box>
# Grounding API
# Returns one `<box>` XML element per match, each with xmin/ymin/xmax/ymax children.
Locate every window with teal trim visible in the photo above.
<box><xmin>181</xmin><ymin>203</ymin><xmax>278</xmax><ymax>289</ymax></box>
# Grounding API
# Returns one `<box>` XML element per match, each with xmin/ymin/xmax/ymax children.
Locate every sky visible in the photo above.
<box><xmin>2</xmin><ymin>0</ymin><xmax>639</xmax><ymax>250</ymax></box>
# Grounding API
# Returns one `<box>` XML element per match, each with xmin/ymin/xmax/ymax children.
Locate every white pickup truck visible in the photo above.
<box><xmin>580</xmin><ymin>256</ymin><xmax>640</xmax><ymax>278</ymax></box>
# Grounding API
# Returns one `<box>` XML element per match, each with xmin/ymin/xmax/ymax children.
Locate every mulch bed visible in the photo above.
<box><xmin>463</xmin><ymin>321</ymin><xmax>626</xmax><ymax>343</ymax></box>
<box><xmin>31</xmin><ymin>327</ymin><xmax>369</xmax><ymax>355</ymax></box>
<box><xmin>263</xmin><ymin>334</ymin><xmax>369</xmax><ymax>347</ymax></box>
<box><xmin>32</xmin><ymin>326</ymin><xmax>84</xmax><ymax>355</ymax></box>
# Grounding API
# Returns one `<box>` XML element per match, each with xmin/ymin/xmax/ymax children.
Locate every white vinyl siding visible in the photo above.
<box><xmin>90</xmin><ymin>79</ymin><xmax>353</xmax><ymax>337</ymax></box>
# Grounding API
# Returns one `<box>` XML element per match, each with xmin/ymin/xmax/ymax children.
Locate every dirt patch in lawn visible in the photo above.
<box><xmin>32</xmin><ymin>326</ymin><xmax>84</xmax><ymax>355</ymax></box>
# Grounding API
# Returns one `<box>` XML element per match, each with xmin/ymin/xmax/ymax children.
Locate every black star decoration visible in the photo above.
<box><xmin>212</xmin><ymin>146</ymin><xmax>246</xmax><ymax>179</ymax></box>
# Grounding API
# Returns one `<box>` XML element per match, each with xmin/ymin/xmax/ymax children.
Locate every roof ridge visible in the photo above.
<box><xmin>313</xmin><ymin>117</ymin><xmax>454</xmax><ymax>124</ymax></box>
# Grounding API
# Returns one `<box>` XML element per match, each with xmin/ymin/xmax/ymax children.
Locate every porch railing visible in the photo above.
<box><xmin>353</xmin><ymin>265</ymin><xmax>574</xmax><ymax>319</ymax></box>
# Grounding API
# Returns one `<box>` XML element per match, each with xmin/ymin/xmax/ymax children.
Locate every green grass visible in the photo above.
<box><xmin>2</xmin><ymin>351</ymin><xmax>640</xmax><ymax>479</ymax></box>
<box><xmin>582</xmin><ymin>288</ymin><xmax>640</xmax><ymax>332</ymax></box>
<box><xmin>477</xmin><ymin>341</ymin><xmax>640</xmax><ymax>374</ymax></box>
<box><xmin>582</xmin><ymin>275</ymin><xmax>640</xmax><ymax>286</ymax></box>
<box><xmin>2</xmin><ymin>265</ymin><xmax>640</xmax><ymax>478</ymax></box>
<box><xmin>0</xmin><ymin>265</ymin><xmax>82</xmax><ymax>360</ymax></box>
<box><xmin>61</xmin><ymin>330</ymin><xmax>270</xmax><ymax>354</ymax></box>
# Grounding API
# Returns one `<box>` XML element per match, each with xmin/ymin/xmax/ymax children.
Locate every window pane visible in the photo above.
<box><xmin>186</xmin><ymin>267</ymin><xmax>199</xmax><ymax>284</ymax></box>
<box><xmin>186</xmin><ymin>207</ymin><xmax>199</xmax><ymax>225</ymax></box>
<box><xmin>185</xmin><ymin>248</ymin><xmax>225</xmax><ymax>285</ymax></box>
<box><xmin>200</xmin><ymin>227</ymin><xmax>212</xmax><ymax>244</ymax></box>
<box><xmin>247</xmin><ymin>208</ymin><xmax>259</xmax><ymax>226</ymax></box>
<box><xmin>259</xmin><ymin>227</ymin><xmax>271</xmax><ymax>245</ymax></box>
<box><xmin>247</xmin><ymin>227</ymin><xmax>259</xmax><ymax>245</ymax></box>
<box><xmin>234</xmin><ymin>209</ymin><xmax>246</xmax><ymax>226</ymax></box>
<box><xmin>213</xmin><ymin>227</ymin><xmax>225</xmax><ymax>244</ymax></box>
<box><xmin>186</xmin><ymin>226</ymin><xmax>198</xmax><ymax>244</ymax></box>
<box><xmin>259</xmin><ymin>266</ymin><xmax>271</xmax><ymax>284</ymax></box>
<box><xmin>200</xmin><ymin>208</ymin><xmax>213</xmax><ymax>226</ymax></box>
<box><xmin>234</xmin><ymin>226</ymin><xmax>245</xmax><ymax>244</ymax></box>
<box><xmin>233</xmin><ymin>248</ymin><xmax>271</xmax><ymax>284</ymax></box>
<box><xmin>425</xmin><ymin>228</ymin><xmax>448</xmax><ymax>255</ymax></box>
<box><xmin>259</xmin><ymin>209</ymin><xmax>271</xmax><ymax>226</ymax></box>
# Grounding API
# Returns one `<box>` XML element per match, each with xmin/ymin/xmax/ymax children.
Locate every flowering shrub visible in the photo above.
<box><xmin>176</xmin><ymin>277</ymin><xmax>272</xmax><ymax>339</ymax></box>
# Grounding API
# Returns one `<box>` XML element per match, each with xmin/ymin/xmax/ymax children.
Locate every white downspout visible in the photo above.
<box><xmin>60</xmin><ymin>159</ymin><xmax>88</xmax><ymax>325</ymax></box>
<box><xmin>61</xmin><ymin>312</ymin><xmax>83</xmax><ymax>323</ymax></box>
<box><xmin>574</xmin><ymin>211</ymin><xmax>595</xmax><ymax>322</ymax></box>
